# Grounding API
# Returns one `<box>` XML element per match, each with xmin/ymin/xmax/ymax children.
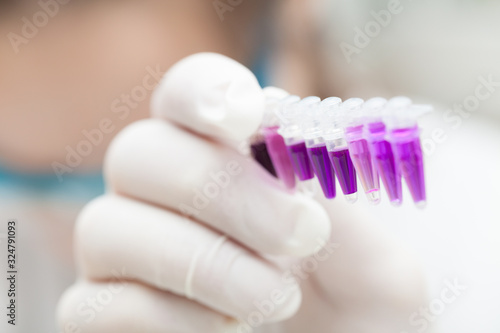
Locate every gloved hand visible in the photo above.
<box><xmin>57</xmin><ymin>53</ymin><xmax>428</xmax><ymax>333</ymax></box>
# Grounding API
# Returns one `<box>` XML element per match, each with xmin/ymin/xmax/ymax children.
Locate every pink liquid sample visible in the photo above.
<box><xmin>346</xmin><ymin>126</ymin><xmax>380</xmax><ymax>199</ymax></box>
<box><xmin>328</xmin><ymin>149</ymin><xmax>357</xmax><ymax>195</ymax></box>
<box><xmin>390</xmin><ymin>127</ymin><xmax>426</xmax><ymax>205</ymax></box>
<box><xmin>367</xmin><ymin>122</ymin><xmax>402</xmax><ymax>204</ymax></box>
<box><xmin>263</xmin><ymin>127</ymin><xmax>296</xmax><ymax>190</ymax></box>
<box><xmin>250</xmin><ymin>141</ymin><xmax>277</xmax><ymax>177</ymax></box>
<box><xmin>307</xmin><ymin>144</ymin><xmax>336</xmax><ymax>199</ymax></box>
<box><xmin>287</xmin><ymin>141</ymin><xmax>314</xmax><ymax>181</ymax></box>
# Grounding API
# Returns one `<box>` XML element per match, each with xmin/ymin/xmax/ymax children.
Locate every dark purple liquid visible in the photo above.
<box><xmin>263</xmin><ymin>127</ymin><xmax>296</xmax><ymax>190</ymax></box>
<box><xmin>328</xmin><ymin>149</ymin><xmax>357</xmax><ymax>195</ymax></box>
<box><xmin>251</xmin><ymin>141</ymin><xmax>277</xmax><ymax>177</ymax></box>
<box><xmin>287</xmin><ymin>142</ymin><xmax>314</xmax><ymax>181</ymax></box>
<box><xmin>307</xmin><ymin>144</ymin><xmax>336</xmax><ymax>199</ymax></box>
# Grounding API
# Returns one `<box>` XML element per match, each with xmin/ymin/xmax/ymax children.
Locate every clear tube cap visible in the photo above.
<box><xmin>300</xmin><ymin>96</ymin><xmax>323</xmax><ymax>138</ymax></box>
<box><xmin>385</xmin><ymin>97</ymin><xmax>434</xmax><ymax>129</ymax></box>
<box><xmin>276</xmin><ymin>95</ymin><xmax>301</xmax><ymax>125</ymax></box>
<box><xmin>363</xmin><ymin>97</ymin><xmax>388</xmax><ymax>122</ymax></box>
<box><xmin>342</xmin><ymin>98</ymin><xmax>365</xmax><ymax>126</ymax></box>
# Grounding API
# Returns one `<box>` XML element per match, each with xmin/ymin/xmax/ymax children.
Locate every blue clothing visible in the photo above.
<box><xmin>0</xmin><ymin>164</ymin><xmax>105</xmax><ymax>201</ymax></box>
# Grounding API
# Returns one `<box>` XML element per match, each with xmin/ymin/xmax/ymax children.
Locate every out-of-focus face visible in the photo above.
<box><xmin>0</xmin><ymin>0</ymin><xmax>262</xmax><ymax>172</ymax></box>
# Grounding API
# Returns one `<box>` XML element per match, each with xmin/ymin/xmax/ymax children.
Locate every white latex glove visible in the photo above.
<box><xmin>57</xmin><ymin>53</ymin><xmax>428</xmax><ymax>333</ymax></box>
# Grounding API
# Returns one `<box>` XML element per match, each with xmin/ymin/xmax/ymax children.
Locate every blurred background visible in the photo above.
<box><xmin>0</xmin><ymin>0</ymin><xmax>499</xmax><ymax>332</ymax></box>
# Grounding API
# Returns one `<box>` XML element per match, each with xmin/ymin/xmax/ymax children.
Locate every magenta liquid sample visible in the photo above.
<box><xmin>262</xmin><ymin>126</ymin><xmax>296</xmax><ymax>190</ymax></box>
<box><xmin>367</xmin><ymin>122</ymin><xmax>402</xmax><ymax>204</ymax></box>
<box><xmin>346</xmin><ymin>126</ymin><xmax>380</xmax><ymax>200</ymax></box>
<box><xmin>328</xmin><ymin>149</ymin><xmax>357</xmax><ymax>195</ymax></box>
<box><xmin>390</xmin><ymin>126</ymin><xmax>426</xmax><ymax>205</ymax></box>
<box><xmin>250</xmin><ymin>141</ymin><xmax>277</xmax><ymax>177</ymax></box>
<box><xmin>286</xmin><ymin>141</ymin><xmax>314</xmax><ymax>181</ymax></box>
<box><xmin>307</xmin><ymin>144</ymin><xmax>336</xmax><ymax>199</ymax></box>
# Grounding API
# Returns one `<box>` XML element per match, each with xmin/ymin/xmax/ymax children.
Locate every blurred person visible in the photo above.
<box><xmin>0</xmin><ymin>1</ymin><xmax>498</xmax><ymax>333</ymax></box>
<box><xmin>0</xmin><ymin>1</ymin><xmax>277</xmax><ymax>331</ymax></box>
<box><xmin>0</xmin><ymin>1</ymin><xmax>425</xmax><ymax>332</ymax></box>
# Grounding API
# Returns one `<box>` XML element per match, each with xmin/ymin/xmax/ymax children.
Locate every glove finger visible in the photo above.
<box><xmin>57</xmin><ymin>281</ymin><xmax>239</xmax><ymax>333</ymax></box>
<box><xmin>104</xmin><ymin>118</ymin><xmax>331</xmax><ymax>257</ymax></box>
<box><xmin>151</xmin><ymin>52</ymin><xmax>265</xmax><ymax>144</ymax></box>
<box><xmin>75</xmin><ymin>194</ymin><xmax>302</xmax><ymax>323</ymax></box>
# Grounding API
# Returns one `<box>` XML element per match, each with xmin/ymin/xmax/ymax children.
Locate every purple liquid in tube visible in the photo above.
<box><xmin>370</xmin><ymin>140</ymin><xmax>402</xmax><ymax>203</ymax></box>
<box><xmin>367</xmin><ymin>122</ymin><xmax>402</xmax><ymax>204</ymax></box>
<box><xmin>328</xmin><ymin>149</ymin><xmax>357</xmax><ymax>195</ymax></box>
<box><xmin>391</xmin><ymin>126</ymin><xmax>426</xmax><ymax>205</ymax></box>
<box><xmin>250</xmin><ymin>141</ymin><xmax>277</xmax><ymax>177</ymax></box>
<box><xmin>346</xmin><ymin>125</ymin><xmax>380</xmax><ymax>200</ymax></box>
<box><xmin>307</xmin><ymin>144</ymin><xmax>336</xmax><ymax>199</ymax></box>
<box><xmin>263</xmin><ymin>126</ymin><xmax>296</xmax><ymax>190</ymax></box>
<box><xmin>287</xmin><ymin>141</ymin><xmax>314</xmax><ymax>181</ymax></box>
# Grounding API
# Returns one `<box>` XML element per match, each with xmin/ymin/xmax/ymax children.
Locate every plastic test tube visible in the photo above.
<box><xmin>385</xmin><ymin>97</ymin><xmax>432</xmax><ymax>208</ymax></box>
<box><xmin>363</xmin><ymin>97</ymin><xmax>402</xmax><ymax>206</ymax></box>
<box><xmin>250</xmin><ymin>132</ymin><xmax>277</xmax><ymax>178</ymax></box>
<box><xmin>321</xmin><ymin>97</ymin><xmax>358</xmax><ymax>203</ymax></box>
<box><xmin>343</xmin><ymin>98</ymin><xmax>381</xmax><ymax>204</ymax></box>
<box><xmin>261</xmin><ymin>96</ymin><xmax>296</xmax><ymax>191</ymax></box>
<box><xmin>277</xmin><ymin>96</ymin><xmax>315</xmax><ymax>181</ymax></box>
<box><xmin>301</xmin><ymin>97</ymin><xmax>336</xmax><ymax>199</ymax></box>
